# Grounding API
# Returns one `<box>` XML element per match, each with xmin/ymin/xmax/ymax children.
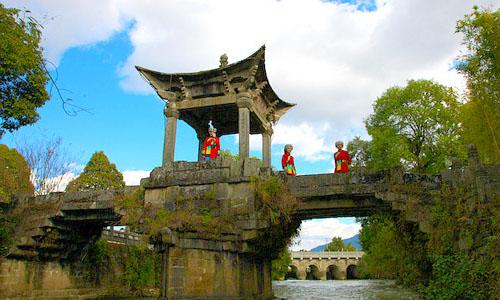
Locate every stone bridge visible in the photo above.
<box><xmin>3</xmin><ymin>152</ymin><xmax>495</xmax><ymax>299</ymax></box>
<box><xmin>287</xmin><ymin>251</ymin><xmax>364</xmax><ymax>280</ymax></box>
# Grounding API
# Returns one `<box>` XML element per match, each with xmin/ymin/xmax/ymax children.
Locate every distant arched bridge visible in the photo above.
<box><xmin>286</xmin><ymin>251</ymin><xmax>364</xmax><ymax>280</ymax></box>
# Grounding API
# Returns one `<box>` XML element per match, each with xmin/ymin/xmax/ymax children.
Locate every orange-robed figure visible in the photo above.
<box><xmin>202</xmin><ymin>121</ymin><xmax>220</xmax><ymax>160</ymax></box>
<box><xmin>334</xmin><ymin>140</ymin><xmax>351</xmax><ymax>173</ymax></box>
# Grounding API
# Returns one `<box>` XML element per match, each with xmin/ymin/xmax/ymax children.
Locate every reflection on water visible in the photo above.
<box><xmin>273</xmin><ymin>280</ymin><xmax>422</xmax><ymax>300</ymax></box>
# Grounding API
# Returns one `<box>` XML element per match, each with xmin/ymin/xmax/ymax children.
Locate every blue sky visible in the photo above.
<box><xmin>3</xmin><ymin>0</ymin><xmax>492</xmax><ymax>250</ymax></box>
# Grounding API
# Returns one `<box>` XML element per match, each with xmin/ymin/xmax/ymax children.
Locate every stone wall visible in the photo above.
<box><xmin>0</xmin><ymin>241</ymin><xmax>160</xmax><ymax>299</ymax></box>
<box><xmin>166</xmin><ymin>247</ymin><xmax>272</xmax><ymax>299</ymax></box>
<box><xmin>0</xmin><ymin>259</ymin><xmax>105</xmax><ymax>299</ymax></box>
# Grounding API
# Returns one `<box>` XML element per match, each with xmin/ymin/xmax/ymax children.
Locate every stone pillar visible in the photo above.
<box><xmin>338</xmin><ymin>268</ymin><xmax>347</xmax><ymax>280</ymax></box>
<box><xmin>237</xmin><ymin>95</ymin><xmax>252</xmax><ymax>159</ymax></box>
<box><xmin>163</xmin><ymin>105</ymin><xmax>179</xmax><ymax>166</ymax></box>
<box><xmin>262</xmin><ymin>127</ymin><xmax>272</xmax><ymax>168</ymax></box>
<box><xmin>297</xmin><ymin>269</ymin><xmax>307</xmax><ymax>280</ymax></box>
<box><xmin>318</xmin><ymin>270</ymin><xmax>327</xmax><ymax>281</ymax></box>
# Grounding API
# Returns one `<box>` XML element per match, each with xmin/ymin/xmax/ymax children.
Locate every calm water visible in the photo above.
<box><xmin>273</xmin><ymin>280</ymin><xmax>422</xmax><ymax>300</ymax></box>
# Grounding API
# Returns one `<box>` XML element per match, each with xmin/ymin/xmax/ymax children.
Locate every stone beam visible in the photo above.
<box><xmin>175</xmin><ymin>95</ymin><xmax>236</xmax><ymax>109</ymax></box>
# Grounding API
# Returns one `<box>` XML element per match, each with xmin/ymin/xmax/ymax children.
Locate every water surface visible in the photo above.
<box><xmin>273</xmin><ymin>280</ymin><xmax>422</xmax><ymax>300</ymax></box>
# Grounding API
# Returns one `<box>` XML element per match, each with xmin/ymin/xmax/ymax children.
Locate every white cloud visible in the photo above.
<box><xmin>122</xmin><ymin>170</ymin><xmax>150</xmax><ymax>186</ymax></box>
<box><xmin>7</xmin><ymin>0</ymin><xmax>497</xmax><ymax>141</ymax></box>
<box><xmin>291</xmin><ymin>218</ymin><xmax>361</xmax><ymax>251</ymax></box>
<box><xmin>36</xmin><ymin>171</ymin><xmax>77</xmax><ymax>194</ymax></box>
<box><xmin>273</xmin><ymin>122</ymin><xmax>333</xmax><ymax>162</ymax></box>
<box><xmin>4</xmin><ymin>0</ymin><xmax>127</xmax><ymax>65</ymax></box>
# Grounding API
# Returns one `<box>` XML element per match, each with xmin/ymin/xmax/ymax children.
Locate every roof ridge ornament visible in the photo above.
<box><xmin>219</xmin><ymin>53</ymin><xmax>228</xmax><ymax>68</ymax></box>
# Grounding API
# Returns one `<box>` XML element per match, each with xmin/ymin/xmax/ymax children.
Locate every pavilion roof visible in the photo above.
<box><xmin>135</xmin><ymin>45</ymin><xmax>295</xmax><ymax>120</ymax></box>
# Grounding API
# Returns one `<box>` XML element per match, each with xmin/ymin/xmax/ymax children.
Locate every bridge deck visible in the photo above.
<box><xmin>291</xmin><ymin>251</ymin><xmax>364</xmax><ymax>260</ymax></box>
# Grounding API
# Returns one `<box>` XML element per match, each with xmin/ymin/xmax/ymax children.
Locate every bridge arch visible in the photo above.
<box><xmin>346</xmin><ymin>264</ymin><xmax>358</xmax><ymax>279</ymax></box>
<box><xmin>326</xmin><ymin>264</ymin><xmax>341</xmax><ymax>280</ymax></box>
<box><xmin>306</xmin><ymin>265</ymin><xmax>320</xmax><ymax>280</ymax></box>
<box><xmin>285</xmin><ymin>265</ymin><xmax>299</xmax><ymax>280</ymax></box>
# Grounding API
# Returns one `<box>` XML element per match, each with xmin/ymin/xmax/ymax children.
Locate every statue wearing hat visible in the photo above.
<box><xmin>281</xmin><ymin>144</ymin><xmax>296</xmax><ymax>176</ymax></box>
<box><xmin>334</xmin><ymin>140</ymin><xmax>351</xmax><ymax>173</ymax></box>
<box><xmin>202</xmin><ymin>121</ymin><xmax>221</xmax><ymax>160</ymax></box>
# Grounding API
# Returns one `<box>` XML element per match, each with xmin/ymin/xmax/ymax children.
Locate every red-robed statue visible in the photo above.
<box><xmin>281</xmin><ymin>144</ymin><xmax>296</xmax><ymax>176</ymax></box>
<box><xmin>202</xmin><ymin>121</ymin><xmax>220</xmax><ymax>160</ymax></box>
<box><xmin>334</xmin><ymin>140</ymin><xmax>351</xmax><ymax>173</ymax></box>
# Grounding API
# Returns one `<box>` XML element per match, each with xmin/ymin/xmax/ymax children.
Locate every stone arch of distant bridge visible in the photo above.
<box><xmin>287</xmin><ymin>251</ymin><xmax>363</xmax><ymax>280</ymax></box>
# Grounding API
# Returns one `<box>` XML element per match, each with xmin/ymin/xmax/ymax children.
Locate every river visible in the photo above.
<box><xmin>272</xmin><ymin>280</ymin><xmax>422</xmax><ymax>300</ymax></box>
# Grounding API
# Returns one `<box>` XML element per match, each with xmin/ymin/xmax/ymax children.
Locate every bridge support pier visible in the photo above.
<box><xmin>157</xmin><ymin>242</ymin><xmax>273</xmax><ymax>299</ymax></box>
<box><xmin>297</xmin><ymin>269</ymin><xmax>306</xmax><ymax>280</ymax></box>
<box><xmin>318</xmin><ymin>270</ymin><xmax>327</xmax><ymax>280</ymax></box>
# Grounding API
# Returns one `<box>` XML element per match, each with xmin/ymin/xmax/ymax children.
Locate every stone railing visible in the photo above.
<box><xmin>291</xmin><ymin>251</ymin><xmax>364</xmax><ymax>260</ymax></box>
<box><xmin>145</xmin><ymin>157</ymin><xmax>263</xmax><ymax>188</ymax></box>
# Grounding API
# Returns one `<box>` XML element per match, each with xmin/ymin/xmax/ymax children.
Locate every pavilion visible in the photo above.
<box><xmin>136</xmin><ymin>45</ymin><xmax>295</xmax><ymax>168</ymax></box>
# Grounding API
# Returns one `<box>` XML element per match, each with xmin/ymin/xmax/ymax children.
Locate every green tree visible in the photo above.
<box><xmin>456</xmin><ymin>7</ymin><xmax>500</xmax><ymax>164</ymax></box>
<box><xmin>365</xmin><ymin>79</ymin><xmax>465</xmax><ymax>173</ymax></box>
<box><xmin>325</xmin><ymin>236</ymin><xmax>356</xmax><ymax>252</ymax></box>
<box><xmin>219</xmin><ymin>149</ymin><xmax>239</xmax><ymax>160</ymax></box>
<box><xmin>347</xmin><ymin>136</ymin><xmax>372</xmax><ymax>169</ymax></box>
<box><xmin>271</xmin><ymin>248</ymin><xmax>292</xmax><ymax>280</ymax></box>
<box><xmin>357</xmin><ymin>213</ymin><xmax>430</xmax><ymax>286</ymax></box>
<box><xmin>0</xmin><ymin>4</ymin><xmax>49</xmax><ymax>137</ymax></box>
<box><xmin>66</xmin><ymin>151</ymin><xmax>125</xmax><ymax>192</ymax></box>
<box><xmin>0</xmin><ymin>144</ymin><xmax>34</xmax><ymax>202</ymax></box>
<box><xmin>0</xmin><ymin>144</ymin><xmax>33</xmax><ymax>257</ymax></box>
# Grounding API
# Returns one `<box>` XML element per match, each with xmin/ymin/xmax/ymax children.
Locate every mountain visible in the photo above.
<box><xmin>310</xmin><ymin>234</ymin><xmax>361</xmax><ymax>252</ymax></box>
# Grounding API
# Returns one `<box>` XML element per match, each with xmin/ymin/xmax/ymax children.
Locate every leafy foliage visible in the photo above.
<box><xmin>0</xmin><ymin>144</ymin><xmax>34</xmax><ymax>202</ymax></box>
<box><xmin>0</xmin><ymin>213</ymin><xmax>15</xmax><ymax>257</ymax></box>
<box><xmin>66</xmin><ymin>151</ymin><xmax>125</xmax><ymax>192</ymax></box>
<box><xmin>219</xmin><ymin>149</ymin><xmax>239</xmax><ymax>160</ymax></box>
<box><xmin>324</xmin><ymin>236</ymin><xmax>356</xmax><ymax>252</ymax></box>
<box><xmin>358</xmin><ymin>212</ymin><xmax>430</xmax><ymax>286</ymax></box>
<box><xmin>0</xmin><ymin>4</ymin><xmax>49</xmax><ymax>137</ymax></box>
<box><xmin>347</xmin><ymin>136</ymin><xmax>373</xmax><ymax>169</ymax></box>
<box><xmin>358</xmin><ymin>174</ymin><xmax>498</xmax><ymax>298</ymax></box>
<box><xmin>272</xmin><ymin>248</ymin><xmax>292</xmax><ymax>280</ymax></box>
<box><xmin>78</xmin><ymin>239</ymin><xmax>160</xmax><ymax>297</ymax></box>
<box><xmin>115</xmin><ymin>188</ymin><xmax>237</xmax><ymax>240</ymax></box>
<box><xmin>366</xmin><ymin>79</ymin><xmax>465</xmax><ymax>173</ymax></box>
<box><xmin>456</xmin><ymin>7</ymin><xmax>500</xmax><ymax>164</ymax></box>
<box><xmin>251</xmin><ymin>176</ymin><xmax>300</xmax><ymax>260</ymax></box>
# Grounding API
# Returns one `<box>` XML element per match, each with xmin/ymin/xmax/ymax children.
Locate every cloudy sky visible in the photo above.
<box><xmin>2</xmin><ymin>0</ymin><xmax>497</xmax><ymax>250</ymax></box>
